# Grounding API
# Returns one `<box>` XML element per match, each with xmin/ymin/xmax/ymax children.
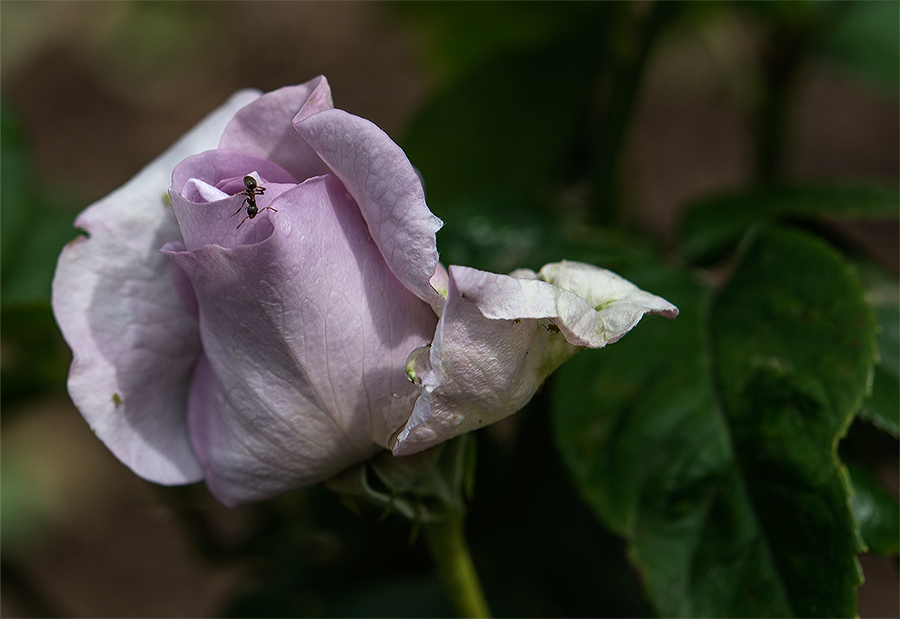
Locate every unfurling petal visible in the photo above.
<box><xmin>295</xmin><ymin>109</ymin><xmax>444</xmax><ymax>312</ymax></box>
<box><xmin>51</xmin><ymin>89</ymin><xmax>262</xmax><ymax>484</ymax></box>
<box><xmin>169</xmin><ymin>149</ymin><xmax>297</xmax><ymax>250</ymax></box>
<box><xmin>164</xmin><ymin>175</ymin><xmax>438</xmax><ymax>506</ymax></box>
<box><xmin>392</xmin><ymin>262</ymin><xmax>678</xmax><ymax>455</ymax></box>
<box><xmin>218</xmin><ymin>76</ymin><xmax>334</xmax><ymax>182</ymax></box>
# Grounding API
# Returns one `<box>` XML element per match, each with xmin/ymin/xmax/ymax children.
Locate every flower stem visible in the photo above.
<box><xmin>423</xmin><ymin>516</ymin><xmax>491</xmax><ymax>618</ymax></box>
<box><xmin>590</xmin><ymin>1</ymin><xmax>681</xmax><ymax>225</ymax></box>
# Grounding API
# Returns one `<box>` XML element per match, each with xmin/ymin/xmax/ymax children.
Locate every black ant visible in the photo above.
<box><xmin>231</xmin><ymin>176</ymin><xmax>276</xmax><ymax>228</ymax></box>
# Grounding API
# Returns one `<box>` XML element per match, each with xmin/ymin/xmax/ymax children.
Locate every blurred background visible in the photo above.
<box><xmin>1</xmin><ymin>2</ymin><xmax>897</xmax><ymax>617</ymax></box>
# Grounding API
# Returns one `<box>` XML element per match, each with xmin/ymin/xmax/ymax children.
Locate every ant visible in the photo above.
<box><xmin>231</xmin><ymin>175</ymin><xmax>276</xmax><ymax>228</ymax></box>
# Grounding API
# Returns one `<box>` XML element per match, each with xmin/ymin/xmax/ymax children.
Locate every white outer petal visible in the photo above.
<box><xmin>392</xmin><ymin>262</ymin><xmax>678</xmax><ymax>455</ymax></box>
<box><xmin>51</xmin><ymin>89</ymin><xmax>261</xmax><ymax>485</ymax></box>
<box><xmin>465</xmin><ymin>261</ymin><xmax>679</xmax><ymax>346</ymax></box>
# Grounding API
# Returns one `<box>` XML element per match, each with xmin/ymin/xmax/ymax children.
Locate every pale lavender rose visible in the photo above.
<box><xmin>52</xmin><ymin>76</ymin><xmax>677</xmax><ymax>507</ymax></box>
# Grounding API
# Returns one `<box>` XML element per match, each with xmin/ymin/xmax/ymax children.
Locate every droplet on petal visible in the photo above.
<box><xmin>405</xmin><ymin>343</ymin><xmax>432</xmax><ymax>385</ymax></box>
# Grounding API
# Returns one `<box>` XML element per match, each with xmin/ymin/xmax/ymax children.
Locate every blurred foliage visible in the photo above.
<box><xmin>819</xmin><ymin>0</ymin><xmax>900</xmax><ymax>93</ymax></box>
<box><xmin>1</xmin><ymin>102</ymin><xmax>73</xmax><ymax>407</ymax></box>
<box><xmin>401</xmin><ymin>2</ymin><xmax>681</xmax><ymax>222</ymax></box>
<box><xmin>402</xmin><ymin>32</ymin><xmax>599</xmax><ymax>211</ymax></box>
<box><xmin>433</xmin><ymin>194</ymin><xmax>661</xmax><ymax>277</ymax></box>
<box><xmin>1</xmin><ymin>1</ymin><xmax>897</xmax><ymax>618</ymax></box>
<box><xmin>680</xmin><ymin>184</ymin><xmax>899</xmax><ymax>266</ymax></box>
<box><xmin>389</xmin><ymin>2</ymin><xmax>598</xmax><ymax>84</ymax></box>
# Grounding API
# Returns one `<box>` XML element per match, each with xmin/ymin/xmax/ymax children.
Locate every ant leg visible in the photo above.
<box><xmin>236</xmin><ymin>214</ymin><xmax>251</xmax><ymax>229</ymax></box>
<box><xmin>230</xmin><ymin>198</ymin><xmax>249</xmax><ymax>219</ymax></box>
<box><xmin>258</xmin><ymin>206</ymin><xmax>278</xmax><ymax>215</ymax></box>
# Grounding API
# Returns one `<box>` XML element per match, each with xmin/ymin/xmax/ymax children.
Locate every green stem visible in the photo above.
<box><xmin>752</xmin><ymin>4</ymin><xmax>848</xmax><ymax>183</ymax></box>
<box><xmin>423</xmin><ymin>515</ymin><xmax>491</xmax><ymax>618</ymax></box>
<box><xmin>754</xmin><ymin>28</ymin><xmax>804</xmax><ymax>183</ymax></box>
<box><xmin>590</xmin><ymin>1</ymin><xmax>681</xmax><ymax>225</ymax></box>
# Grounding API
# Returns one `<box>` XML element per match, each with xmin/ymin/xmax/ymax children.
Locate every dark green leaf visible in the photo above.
<box><xmin>679</xmin><ymin>184</ymin><xmax>899</xmax><ymax>265</ymax></box>
<box><xmin>855</xmin><ymin>263</ymin><xmax>900</xmax><ymax>437</ymax></box>
<box><xmin>554</xmin><ymin>226</ymin><xmax>878</xmax><ymax>617</ymax></box>
<box><xmin>846</xmin><ymin>462</ymin><xmax>900</xmax><ymax>556</ymax></box>
<box><xmin>553</xmin><ymin>268</ymin><xmax>774</xmax><ymax>617</ymax></box>
<box><xmin>709</xmin><ymin>226</ymin><xmax>876</xmax><ymax>616</ymax></box>
<box><xmin>861</xmin><ymin>366</ymin><xmax>900</xmax><ymax>438</ymax></box>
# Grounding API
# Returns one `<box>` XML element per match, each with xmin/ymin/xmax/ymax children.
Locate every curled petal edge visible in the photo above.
<box><xmin>218</xmin><ymin>76</ymin><xmax>333</xmax><ymax>182</ymax></box>
<box><xmin>392</xmin><ymin>262</ymin><xmax>678</xmax><ymax>455</ymax></box>
<box><xmin>294</xmin><ymin>108</ymin><xmax>444</xmax><ymax>313</ymax></box>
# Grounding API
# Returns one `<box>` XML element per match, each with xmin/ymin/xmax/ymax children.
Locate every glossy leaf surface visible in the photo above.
<box><xmin>856</xmin><ymin>263</ymin><xmax>900</xmax><ymax>438</ymax></box>
<box><xmin>554</xmin><ymin>226</ymin><xmax>878</xmax><ymax>617</ymax></box>
<box><xmin>846</xmin><ymin>462</ymin><xmax>900</xmax><ymax>557</ymax></box>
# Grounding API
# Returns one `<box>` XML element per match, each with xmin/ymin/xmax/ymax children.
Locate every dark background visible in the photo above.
<box><xmin>2</xmin><ymin>2</ymin><xmax>897</xmax><ymax>617</ymax></box>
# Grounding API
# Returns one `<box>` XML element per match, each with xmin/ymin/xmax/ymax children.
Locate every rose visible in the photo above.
<box><xmin>52</xmin><ymin>76</ymin><xmax>677</xmax><ymax>507</ymax></box>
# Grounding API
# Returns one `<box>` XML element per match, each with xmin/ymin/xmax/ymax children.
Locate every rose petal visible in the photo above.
<box><xmin>51</xmin><ymin>89</ymin><xmax>261</xmax><ymax>484</ymax></box>
<box><xmin>294</xmin><ymin>109</ymin><xmax>444</xmax><ymax>312</ymax></box>
<box><xmin>430</xmin><ymin>262</ymin><xmax>450</xmax><ymax>311</ymax></box>
<box><xmin>171</xmin><ymin>149</ymin><xmax>298</xmax><ymax>197</ymax></box>
<box><xmin>165</xmin><ymin>174</ymin><xmax>437</xmax><ymax>505</ymax></box>
<box><xmin>453</xmin><ymin>261</ymin><xmax>679</xmax><ymax>347</ymax></box>
<box><xmin>170</xmin><ymin>150</ymin><xmax>297</xmax><ymax>250</ymax></box>
<box><xmin>392</xmin><ymin>262</ymin><xmax>678</xmax><ymax>454</ymax></box>
<box><xmin>219</xmin><ymin>76</ymin><xmax>333</xmax><ymax>182</ymax></box>
<box><xmin>537</xmin><ymin>261</ymin><xmax>679</xmax><ymax>343</ymax></box>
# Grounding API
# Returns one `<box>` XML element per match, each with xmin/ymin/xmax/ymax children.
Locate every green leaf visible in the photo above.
<box><xmin>860</xmin><ymin>366</ymin><xmax>900</xmax><ymax>438</ymax></box>
<box><xmin>1</xmin><ymin>199</ymin><xmax>82</xmax><ymax>304</ymax></box>
<box><xmin>679</xmin><ymin>184</ymin><xmax>899</xmax><ymax>265</ymax></box>
<box><xmin>856</xmin><ymin>263</ymin><xmax>900</xmax><ymax>437</ymax></box>
<box><xmin>553</xmin><ymin>226</ymin><xmax>878</xmax><ymax>617</ymax></box>
<box><xmin>553</xmin><ymin>268</ymin><xmax>764</xmax><ymax>617</ymax></box>
<box><xmin>846</xmin><ymin>462</ymin><xmax>900</xmax><ymax>556</ymax></box>
<box><xmin>708</xmin><ymin>226</ymin><xmax>875</xmax><ymax>616</ymax></box>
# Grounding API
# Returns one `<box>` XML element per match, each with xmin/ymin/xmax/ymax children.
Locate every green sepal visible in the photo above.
<box><xmin>326</xmin><ymin>435</ymin><xmax>476</xmax><ymax>524</ymax></box>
